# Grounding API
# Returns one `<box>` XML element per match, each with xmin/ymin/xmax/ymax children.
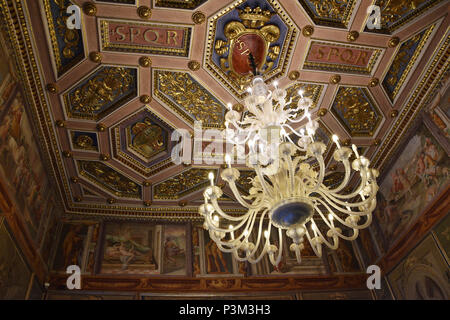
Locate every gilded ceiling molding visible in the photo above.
<box><xmin>382</xmin><ymin>23</ymin><xmax>436</xmax><ymax>102</ymax></box>
<box><xmin>331</xmin><ymin>86</ymin><xmax>383</xmax><ymax>137</ymax></box>
<box><xmin>298</xmin><ymin>0</ymin><xmax>358</xmax><ymax>28</ymax></box>
<box><xmin>283</xmin><ymin>81</ymin><xmax>324</xmax><ymax>110</ymax></box>
<box><xmin>155</xmin><ymin>0</ymin><xmax>207</xmax><ymax>10</ymax></box>
<box><xmin>153</xmin><ymin>69</ymin><xmax>226</xmax><ymax>128</ymax></box>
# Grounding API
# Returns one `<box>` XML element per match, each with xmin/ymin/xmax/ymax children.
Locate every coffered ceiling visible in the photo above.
<box><xmin>1</xmin><ymin>0</ymin><xmax>449</xmax><ymax>219</ymax></box>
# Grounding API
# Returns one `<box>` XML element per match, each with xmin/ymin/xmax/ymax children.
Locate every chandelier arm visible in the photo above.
<box><xmin>210</xmin><ymin>198</ymin><xmax>254</xmax><ymax>223</ymax></box>
<box><xmin>268</xmin><ymin>227</ymin><xmax>284</xmax><ymax>266</ymax></box>
<box><xmin>314</xmin><ymin>203</ymin><xmax>362</xmax><ymax>241</ymax></box>
<box><xmin>317</xmin><ymin>171</ymin><xmax>370</xmax><ymax>199</ymax></box>
<box><xmin>304</xmin><ymin>227</ymin><xmax>324</xmax><ymax>257</ymax></box>
<box><xmin>286</xmin><ymin>155</ymin><xmax>295</xmax><ymax>197</ymax></box>
<box><xmin>313</xmin><ymin>197</ymin><xmax>369</xmax><ymax>230</ymax></box>
<box><xmin>309</xmin><ymin>218</ymin><xmax>339</xmax><ymax>250</ymax></box>
<box><xmin>254</xmin><ymin>166</ymin><xmax>275</xmax><ymax>198</ymax></box>
<box><xmin>315</xmin><ymin>188</ymin><xmax>377</xmax><ymax>216</ymax></box>
<box><xmin>228</xmin><ymin>182</ymin><xmax>266</xmax><ymax>210</ymax></box>
<box><xmin>323</xmin><ymin>160</ymin><xmax>352</xmax><ymax>194</ymax></box>
<box><xmin>245</xmin><ymin>211</ymin><xmax>272</xmax><ymax>263</ymax></box>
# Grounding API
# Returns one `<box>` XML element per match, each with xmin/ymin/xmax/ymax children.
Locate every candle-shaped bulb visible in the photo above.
<box><xmin>247</xmin><ymin>87</ymin><xmax>252</xmax><ymax>94</ymax></box>
<box><xmin>208</xmin><ymin>172</ymin><xmax>214</xmax><ymax>186</ymax></box>
<box><xmin>264</xmin><ymin>230</ymin><xmax>269</xmax><ymax>238</ymax></box>
<box><xmin>228</xmin><ymin>225</ymin><xmax>233</xmax><ymax>230</ymax></box>
<box><xmin>227</xmin><ymin>103</ymin><xmax>232</xmax><ymax>110</ymax></box>
<box><xmin>328</xmin><ymin>213</ymin><xmax>334</xmax><ymax>221</ymax></box>
<box><xmin>213</xmin><ymin>215</ymin><xmax>219</xmax><ymax>222</ymax></box>
<box><xmin>298</xmin><ymin>89</ymin><xmax>304</xmax><ymax>97</ymax></box>
<box><xmin>332</xmin><ymin>134</ymin><xmax>341</xmax><ymax>149</ymax></box>
<box><xmin>225</xmin><ymin>154</ymin><xmax>231</xmax><ymax>168</ymax></box>
<box><xmin>352</xmin><ymin>144</ymin><xmax>359</xmax><ymax>158</ymax></box>
<box><xmin>273</xmin><ymin>81</ymin><xmax>278</xmax><ymax>88</ymax></box>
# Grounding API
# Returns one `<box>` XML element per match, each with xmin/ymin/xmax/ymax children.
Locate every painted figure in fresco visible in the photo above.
<box><xmin>131</xmin><ymin>118</ymin><xmax>164</xmax><ymax>158</ymax></box>
<box><xmin>205</xmin><ymin>239</ymin><xmax>229</xmax><ymax>273</ymax></box>
<box><xmin>104</xmin><ymin>228</ymin><xmax>157</xmax><ymax>270</ymax></box>
<box><xmin>164</xmin><ymin>236</ymin><xmax>183</xmax><ymax>266</ymax></box>
<box><xmin>62</xmin><ymin>225</ymin><xmax>85</xmax><ymax>267</ymax></box>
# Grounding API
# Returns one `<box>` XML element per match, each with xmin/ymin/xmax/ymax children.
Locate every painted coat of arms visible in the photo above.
<box><xmin>214</xmin><ymin>6</ymin><xmax>281</xmax><ymax>89</ymax></box>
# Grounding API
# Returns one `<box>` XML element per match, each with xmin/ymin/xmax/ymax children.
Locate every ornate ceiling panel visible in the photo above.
<box><xmin>303</xmin><ymin>40</ymin><xmax>384</xmax><ymax>75</ymax></box>
<box><xmin>365</xmin><ymin>0</ymin><xmax>444</xmax><ymax>34</ymax></box>
<box><xmin>382</xmin><ymin>23</ymin><xmax>436</xmax><ymax>102</ymax></box>
<box><xmin>111</xmin><ymin>106</ymin><xmax>176</xmax><ymax>177</ymax></box>
<box><xmin>77</xmin><ymin>160</ymin><xmax>142</xmax><ymax>198</ymax></box>
<box><xmin>331</xmin><ymin>86</ymin><xmax>383</xmax><ymax>137</ymax></box>
<box><xmin>1</xmin><ymin>0</ymin><xmax>448</xmax><ymax>219</ymax></box>
<box><xmin>205</xmin><ymin>0</ymin><xmax>298</xmax><ymax>98</ymax></box>
<box><xmin>43</xmin><ymin>0</ymin><xmax>86</xmax><ymax>77</ymax></box>
<box><xmin>153</xmin><ymin>168</ymin><xmax>218</xmax><ymax>200</ymax></box>
<box><xmin>153</xmin><ymin>69</ymin><xmax>226</xmax><ymax>128</ymax></box>
<box><xmin>63</xmin><ymin>66</ymin><xmax>138</xmax><ymax>120</ymax></box>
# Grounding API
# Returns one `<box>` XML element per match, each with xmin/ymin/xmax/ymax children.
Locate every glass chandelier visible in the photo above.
<box><xmin>200</xmin><ymin>59</ymin><xmax>379</xmax><ymax>267</ymax></box>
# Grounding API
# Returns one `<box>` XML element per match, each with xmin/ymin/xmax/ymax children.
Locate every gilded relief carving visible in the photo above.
<box><xmin>153</xmin><ymin>169</ymin><xmax>215</xmax><ymax>200</ymax></box>
<box><xmin>71</xmin><ymin>131</ymin><xmax>98</xmax><ymax>151</ymax></box>
<box><xmin>298</xmin><ymin>0</ymin><xmax>357</xmax><ymax>28</ymax></box>
<box><xmin>128</xmin><ymin>118</ymin><xmax>165</xmax><ymax>159</ymax></box>
<box><xmin>154</xmin><ymin>70</ymin><xmax>225</xmax><ymax>128</ymax></box>
<box><xmin>64</xmin><ymin>67</ymin><xmax>137</xmax><ymax>120</ymax></box>
<box><xmin>331</xmin><ymin>87</ymin><xmax>382</xmax><ymax>137</ymax></box>
<box><xmin>382</xmin><ymin>25</ymin><xmax>435</xmax><ymax>102</ymax></box>
<box><xmin>368</xmin><ymin>0</ymin><xmax>443</xmax><ymax>33</ymax></box>
<box><xmin>78</xmin><ymin>160</ymin><xmax>141</xmax><ymax>198</ymax></box>
<box><xmin>284</xmin><ymin>82</ymin><xmax>323</xmax><ymax>110</ymax></box>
